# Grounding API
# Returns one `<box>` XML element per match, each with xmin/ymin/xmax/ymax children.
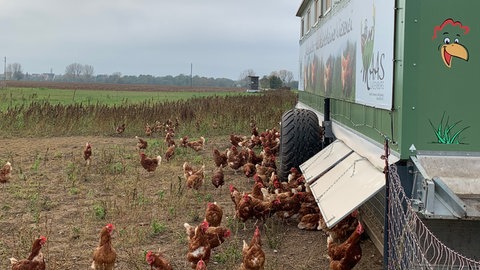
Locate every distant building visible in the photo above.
<box><xmin>27</xmin><ymin>73</ymin><xmax>55</xmax><ymax>81</ymax></box>
<box><xmin>246</xmin><ymin>75</ymin><xmax>260</xmax><ymax>93</ymax></box>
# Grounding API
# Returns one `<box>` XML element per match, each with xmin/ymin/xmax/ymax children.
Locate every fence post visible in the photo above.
<box><xmin>382</xmin><ymin>139</ymin><xmax>390</xmax><ymax>269</ymax></box>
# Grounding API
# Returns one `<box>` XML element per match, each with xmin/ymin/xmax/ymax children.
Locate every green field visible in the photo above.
<box><xmin>0</xmin><ymin>87</ymin><xmax>244</xmax><ymax>110</ymax></box>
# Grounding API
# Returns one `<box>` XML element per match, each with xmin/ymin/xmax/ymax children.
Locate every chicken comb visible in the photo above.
<box><xmin>105</xmin><ymin>223</ymin><xmax>115</xmax><ymax>231</ymax></box>
<box><xmin>207</xmin><ymin>201</ymin><xmax>216</xmax><ymax>208</ymax></box>
<box><xmin>254</xmin><ymin>226</ymin><xmax>261</xmax><ymax>236</ymax></box>
<box><xmin>39</xmin><ymin>236</ymin><xmax>47</xmax><ymax>244</ymax></box>
<box><xmin>357</xmin><ymin>221</ymin><xmax>364</xmax><ymax>234</ymax></box>
<box><xmin>197</xmin><ymin>259</ymin><xmax>206</xmax><ymax>267</ymax></box>
<box><xmin>200</xmin><ymin>220</ymin><xmax>209</xmax><ymax>231</ymax></box>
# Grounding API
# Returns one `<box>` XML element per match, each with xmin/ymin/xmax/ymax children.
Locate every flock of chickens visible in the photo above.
<box><xmin>209</xmin><ymin>124</ymin><xmax>364</xmax><ymax>270</ymax></box>
<box><xmin>0</xmin><ymin>117</ymin><xmax>367</xmax><ymax>270</ymax></box>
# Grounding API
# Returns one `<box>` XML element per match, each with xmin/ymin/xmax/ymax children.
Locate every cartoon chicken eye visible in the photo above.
<box><xmin>444</xmin><ymin>37</ymin><xmax>451</xmax><ymax>44</ymax></box>
<box><xmin>454</xmin><ymin>38</ymin><xmax>459</xmax><ymax>44</ymax></box>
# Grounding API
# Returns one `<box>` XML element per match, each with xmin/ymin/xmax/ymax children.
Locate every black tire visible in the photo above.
<box><xmin>278</xmin><ymin>108</ymin><xmax>323</xmax><ymax>182</ymax></box>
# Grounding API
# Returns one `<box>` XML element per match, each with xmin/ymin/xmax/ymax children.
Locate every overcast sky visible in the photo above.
<box><xmin>0</xmin><ymin>1</ymin><xmax>302</xmax><ymax>80</ymax></box>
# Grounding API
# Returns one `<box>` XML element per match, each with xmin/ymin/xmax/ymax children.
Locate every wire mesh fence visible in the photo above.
<box><xmin>387</xmin><ymin>163</ymin><xmax>480</xmax><ymax>269</ymax></box>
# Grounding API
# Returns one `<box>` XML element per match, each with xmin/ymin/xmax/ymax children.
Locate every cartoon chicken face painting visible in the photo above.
<box><xmin>432</xmin><ymin>18</ymin><xmax>470</xmax><ymax>68</ymax></box>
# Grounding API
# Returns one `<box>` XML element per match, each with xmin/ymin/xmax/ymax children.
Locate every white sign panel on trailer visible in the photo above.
<box><xmin>299</xmin><ymin>0</ymin><xmax>395</xmax><ymax>110</ymax></box>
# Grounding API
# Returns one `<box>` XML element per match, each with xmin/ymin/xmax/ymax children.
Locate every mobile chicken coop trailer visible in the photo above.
<box><xmin>280</xmin><ymin>0</ymin><xmax>480</xmax><ymax>268</ymax></box>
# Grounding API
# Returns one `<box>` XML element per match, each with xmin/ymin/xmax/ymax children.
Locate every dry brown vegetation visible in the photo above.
<box><xmin>0</xmin><ymin>89</ymin><xmax>293</xmax><ymax>138</ymax></box>
<box><xmin>0</xmin><ymin>89</ymin><xmax>383</xmax><ymax>269</ymax></box>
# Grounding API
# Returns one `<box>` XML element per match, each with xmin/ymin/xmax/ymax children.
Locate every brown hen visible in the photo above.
<box><xmin>243</xmin><ymin>162</ymin><xmax>256</xmax><ymax>178</ymax></box>
<box><xmin>211</xmin><ymin>166</ymin><xmax>225</xmax><ymax>190</ymax></box>
<box><xmin>328</xmin><ymin>222</ymin><xmax>364</xmax><ymax>270</ymax></box>
<box><xmin>205</xmin><ymin>226</ymin><xmax>231</xmax><ymax>249</ymax></box>
<box><xmin>83</xmin><ymin>142</ymin><xmax>92</xmax><ymax>166</ymax></box>
<box><xmin>91</xmin><ymin>223</ymin><xmax>116</xmax><ymax>270</ymax></box>
<box><xmin>205</xmin><ymin>202</ymin><xmax>223</xmax><ymax>227</ymax></box>
<box><xmin>187</xmin><ymin>136</ymin><xmax>205</xmax><ymax>151</ymax></box>
<box><xmin>10</xmin><ymin>236</ymin><xmax>47</xmax><ymax>270</ymax></box>
<box><xmin>186</xmin><ymin>220</ymin><xmax>211</xmax><ymax>269</ymax></box>
<box><xmin>140</xmin><ymin>152</ymin><xmax>162</xmax><ymax>172</ymax></box>
<box><xmin>240</xmin><ymin>226</ymin><xmax>265</xmax><ymax>270</ymax></box>
<box><xmin>227</xmin><ymin>146</ymin><xmax>247</xmax><ymax>173</ymax></box>
<box><xmin>145</xmin><ymin>250</ymin><xmax>173</xmax><ymax>270</ymax></box>
<box><xmin>0</xmin><ymin>161</ymin><xmax>13</xmax><ymax>184</ymax></box>
<box><xmin>212</xmin><ymin>147</ymin><xmax>228</xmax><ymax>168</ymax></box>
<box><xmin>229</xmin><ymin>184</ymin><xmax>243</xmax><ymax>209</ymax></box>
<box><xmin>115</xmin><ymin>123</ymin><xmax>125</xmax><ymax>134</ymax></box>
<box><xmin>323</xmin><ymin>210</ymin><xmax>359</xmax><ymax>243</ymax></box>
<box><xmin>135</xmin><ymin>136</ymin><xmax>148</xmax><ymax>150</ymax></box>
<box><xmin>186</xmin><ymin>165</ymin><xmax>205</xmax><ymax>190</ymax></box>
<box><xmin>164</xmin><ymin>145</ymin><xmax>175</xmax><ymax>162</ymax></box>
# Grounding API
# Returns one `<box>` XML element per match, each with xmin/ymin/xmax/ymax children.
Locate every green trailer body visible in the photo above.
<box><xmin>294</xmin><ymin>0</ymin><xmax>480</xmax><ymax>262</ymax></box>
<box><xmin>299</xmin><ymin>0</ymin><xmax>480</xmax><ymax>159</ymax></box>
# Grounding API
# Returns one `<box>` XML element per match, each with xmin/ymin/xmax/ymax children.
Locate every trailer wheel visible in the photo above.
<box><xmin>278</xmin><ymin>108</ymin><xmax>323</xmax><ymax>182</ymax></box>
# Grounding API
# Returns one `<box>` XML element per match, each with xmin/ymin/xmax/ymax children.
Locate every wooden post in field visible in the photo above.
<box><xmin>3</xmin><ymin>56</ymin><xmax>6</xmax><ymax>88</ymax></box>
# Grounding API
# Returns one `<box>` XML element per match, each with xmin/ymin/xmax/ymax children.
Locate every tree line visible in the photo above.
<box><xmin>3</xmin><ymin>62</ymin><xmax>298</xmax><ymax>89</ymax></box>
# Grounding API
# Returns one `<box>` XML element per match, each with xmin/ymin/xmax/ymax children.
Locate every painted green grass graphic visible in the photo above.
<box><xmin>429</xmin><ymin>112</ymin><xmax>469</xmax><ymax>144</ymax></box>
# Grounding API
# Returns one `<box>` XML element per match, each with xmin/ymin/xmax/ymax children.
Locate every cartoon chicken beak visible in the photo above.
<box><xmin>441</xmin><ymin>43</ymin><xmax>468</xmax><ymax>68</ymax></box>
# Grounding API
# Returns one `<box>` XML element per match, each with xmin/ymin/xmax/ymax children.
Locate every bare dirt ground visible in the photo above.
<box><xmin>0</xmin><ymin>135</ymin><xmax>384</xmax><ymax>270</ymax></box>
